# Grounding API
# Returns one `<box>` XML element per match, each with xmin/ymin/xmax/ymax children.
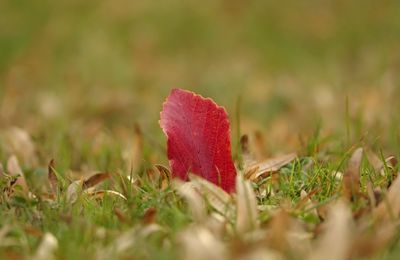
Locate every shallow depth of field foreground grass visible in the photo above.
<box><xmin>1</xmin><ymin>1</ymin><xmax>400</xmax><ymax>259</ymax></box>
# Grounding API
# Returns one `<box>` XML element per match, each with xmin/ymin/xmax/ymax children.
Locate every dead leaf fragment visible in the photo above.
<box><xmin>83</xmin><ymin>172</ymin><xmax>111</xmax><ymax>189</ymax></box>
<box><xmin>97</xmin><ymin>224</ymin><xmax>164</xmax><ymax>259</ymax></box>
<box><xmin>236</xmin><ymin>174</ymin><xmax>259</xmax><ymax>234</ymax></box>
<box><xmin>66</xmin><ymin>180</ymin><xmax>82</xmax><ymax>204</ymax></box>
<box><xmin>155</xmin><ymin>164</ymin><xmax>171</xmax><ymax>190</ymax></box>
<box><xmin>0</xmin><ymin>162</ymin><xmax>4</xmax><ymax>178</ymax></box>
<box><xmin>7</xmin><ymin>155</ymin><xmax>23</xmax><ymax>176</ymax></box>
<box><xmin>308</xmin><ymin>200</ymin><xmax>353</xmax><ymax>260</ymax></box>
<box><xmin>122</xmin><ymin>124</ymin><xmax>143</xmax><ymax>174</ymax></box>
<box><xmin>178</xmin><ymin>226</ymin><xmax>227</xmax><ymax>260</ymax></box>
<box><xmin>143</xmin><ymin>207</ymin><xmax>157</xmax><ymax>224</ymax></box>
<box><xmin>267</xmin><ymin>210</ymin><xmax>290</xmax><ymax>252</ymax></box>
<box><xmin>342</xmin><ymin>148</ymin><xmax>363</xmax><ymax>200</ymax></box>
<box><xmin>5</xmin><ymin>157</ymin><xmax>29</xmax><ymax>197</ymax></box>
<box><xmin>34</xmin><ymin>233</ymin><xmax>58</xmax><ymax>260</ymax></box>
<box><xmin>245</xmin><ymin>153</ymin><xmax>297</xmax><ymax>181</ymax></box>
<box><xmin>87</xmin><ymin>190</ymin><xmax>127</xmax><ymax>201</ymax></box>
<box><xmin>174</xmin><ymin>180</ymin><xmax>207</xmax><ymax>222</ymax></box>
<box><xmin>240</xmin><ymin>135</ymin><xmax>257</xmax><ymax>170</ymax></box>
<box><xmin>374</xmin><ymin>174</ymin><xmax>400</xmax><ymax>221</ymax></box>
<box><xmin>189</xmin><ymin>174</ymin><xmax>234</xmax><ymax>218</ymax></box>
<box><xmin>48</xmin><ymin>159</ymin><xmax>58</xmax><ymax>194</ymax></box>
<box><xmin>3</xmin><ymin>127</ymin><xmax>37</xmax><ymax>166</ymax></box>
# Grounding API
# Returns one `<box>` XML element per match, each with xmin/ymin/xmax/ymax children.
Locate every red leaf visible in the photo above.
<box><xmin>160</xmin><ymin>88</ymin><xmax>237</xmax><ymax>193</ymax></box>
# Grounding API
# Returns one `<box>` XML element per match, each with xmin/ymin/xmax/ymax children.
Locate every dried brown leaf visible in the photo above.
<box><xmin>40</xmin><ymin>192</ymin><xmax>56</xmax><ymax>202</ymax></box>
<box><xmin>33</xmin><ymin>233</ymin><xmax>58</xmax><ymax>260</ymax></box>
<box><xmin>146</xmin><ymin>168</ymin><xmax>158</xmax><ymax>184</ymax></box>
<box><xmin>246</xmin><ymin>153</ymin><xmax>297</xmax><ymax>181</ymax></box>
<box><xmin>66</xmin><ymin>180</ymin><xmax>82</xmax><ymax>204</ymax></box>
<box><xmin>189</xmin><ymin>174</ymin><xmax>234</xmax><ymax>218</ymax></box>
<box><xmin>98</xmin><ymin>224</ymin><xmax>164</xmax><ymax>259</ymax></box>
<box><xmin>366</xmin><ymin>150</ymin><xmax>397</xmax><ymax>175</ymax></box>
<box><xmin>298</xmin><ymin>190</ymin><xmax>319</xmax><ymax>218</ymax></box>
<box><xmin>173</xmin><ymin>180</ymin><xmax>207</xmax><ymax>222</ymax></box>
<box><xmin>351</xmin><ymin>222</ymin><xmax>396</xmax><ymax>258</ymax></box>
<box><xmin>253</xmin><ymin>131</ymin><xmax>267</xmax><ymax>160</ymax></box>
<box><xmin>7</xmin><ymin>155</ymin><xmax>23</xmax><ymax>176</ymax></box>
<box><xmin>82</xmin><ymin>172</ymin><xmax>111</xmax><ymax>189</ymax></box>
<box><xmin>143</xmin><ymin>207</ymin><xmax>157</xmax><ymax>224</ymax></box>
<box><xmin>366</xmin><ymin>181</ymin><xmax>377</xmax><ymax>208</ymax></box>
<box><xmin>114</xmin><ymin>208</ymin><xmax>127</xmax><ymax>223</ymax></box>
<box><xmin>178</xmin><ymin>226</ymin><xmax>227</xmax><ymax>260</ymax></box>
<box><xmin>3</xmin><ymin>127</ymin><xmax>37</xmax><ymax>167</ymax></box>
<box><xmin>236</xmin><ymin>174</ymin><xmax>259</xmax><ymax>234</ymax></box>
<box><xmin>24</xmin><ymin>226</ymin><xmax>44</xmax><ymax>237</ymax></box>
<box><xmin>342</xmin><ymin>148</ymin><xmax>363</xmax><ymax>200</ymax></box>
<box><xmin>155</xmin><ymin>164</ymin><xmax>171</xmax><ymax>190</ymax></box>
<box><xmin>0</xmin><ymin>162</ymin><xmax>4</xmax><ymax>178</ymax></box>
<box><xmin>366</xmin><ymin>150</ymin><xmax>383</xmax><ymax>172</ymax></box>
<box><xmin>267</xmin><ymin>210</ymin><xmax>290</xmax><ymax>252</ymax></box>
<box><xmin>48</xmin><ymin>159</ymin><xmax>58</xmax><ymax>194</ymax></box>
<box><xmin>6</xmin><ymin>175</ymin><xmax>30</xmax><ymax>198</ymax></box>
<box><xmin>122</xmin><ymin>124</ymin><xmax>143</xmax><ymax>174</ymax></box>
<box><xmin>87</xmin><ymin>190</ymin><xmax>127</xmax><ymax>201</ymax></box>
<box><xmin>308</xmin><ymin>201</ymin><xmax>353</xmax><ymax>260</ymax></box>
<box><xmin>240</xmin><ymin>135</ymin><xmax>257</xmax><ymax>170</ymax></box>
<box><xmin>385</xmin><ymin>156</ymin><xmax>398</xmax><ymax>168</ymax></box>
<box><xmin>240</xmin><ymin>135</ymin><xmax>250</xmax><ymax>154</ymax></box>
<box><xmin>243</xmin><ymin>166</ymin><xmax>259</xmax><ymax>180</ymax></box>
<box><xmin>374</xmin><ymin>174</ymin><xmax>400</xmax><ymax>221</ymax></box>
<box><xmin>237</xmin><ymin>248</ymin><xmax>284</xmax><ymax>260</ymax></box>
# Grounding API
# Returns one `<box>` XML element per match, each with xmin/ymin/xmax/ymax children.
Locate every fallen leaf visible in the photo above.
<box><xmin>7</xmin><ymin>176</ymin><xmax>29</xmax><ymax>198</ymax></box>
<box><xmin>298</xmin><ymin>190</ymin><xmax>319</xmax><ymax>219</ymax></box>
<box><xmin>366</xmin><ymin>150</ymin><xmax>384</xmax><ymax>172</ymax></box>
<box><xmin>155</xmin><ymin>164</ymin><xmax>171</xmax><ymax>190</ymax></box>
<box><xmin>351</xmin><ymin>221</ymin><xmax>396</xmax><ymax>258</ymax></box>
<box><xmin>122</xmin><ymin>124</ymin><xmax>143</xmax><ymax>174</ymax></box>
<box><xmin>342</xmin><ymin>148</ymin><xmax>363</xmax><ymax>200</ymax></box>
<box><xmin>189</xmin><ymin>174</ymin><xmax>234</xmax><ymax>218</ymax></box>
<box><xmin>3</xmin><ymin>127</ymin><xmax>37</xmax><ymax>167</ymax></box>
<box><xmin>82</xmin><ymin>172</ymin><xmax>111</xmax><ymax>189</ymax></box>
<box><xmin>48</xmin><ymin>159</ymin><xmax>58</xmax><ymax>194</ymax></box>
<box><xmin>0</xmin><ymin>162</ymin><xmax>4</xmax><ymax>178</ymax></box>
<box><xmin>142</xmin><ymin>207</ymin><xmax>157</xmax><ymax>224</ymax></box>
<box><xmin>239</xmin><ymin>134</ymin><xmax>257</xmax><ymax>170</ymax></box>
<box><xmin>308</xmin><ymin>200</ymin><xmax>353</xmax><ymax>260</ymax></box>
<box><xmin>7</xmin><ymin>155</ymin><xmax>23</xmax><ymax>176</ymax></box>
<box><xmin>87</xmin><ymin>190</ymin><xmax>127</xmax><ymax>201</ymax></box>
<box><xmin>24</xmin><ymin>226</ymin><xmax>44</xmax><ymax>237</ymax></box>
<box><xmin>374</xmin><ymin>174</ymin><xmax>400</xmax><ymax>221</ymax></box>
<box><xmin>146</xmin><ymin>168</ymin><xmax>158</xmax><ymax>184</ymax></box>
<box><xmin>97</xmin><ymin>225</ymin><xmax>164</xmax><ymax>259</ymax></box>
<box><xmin>114</xmin><ymin>208</ymin><xmax>127</xmax><ymax>223</ymax></box>
<box><xmin>34</xmin><ymin>233</ymin><xmax>58</xmax><ymax>260</ymax></box>
<box><xmin>173</xmin><ymin>180</ymin><xmax>207</xmax><ymax>222</ymax></box>
<box><xmin>236</xmin><ymin>174</ymin><xmax>259</xmax><ymax>234</ymax></box>
<box><xmin>160</xmin><ymin>88</ymin><xmax>237</xmax><ymax>193</ymax></box>
<box><xmin>237</xmin><ymin>248</ymin><xmax>284</xmax><ymax>260</ymax></box>
<box><xmin>245</xmin><ymin>153</ymin><xmax>297</xmax><ymax>180</ymax></box>
<box><xmin>5</xmin><ymin>157</ymin><xmax>29</xmax><ymax>197</ymax></box>
<box><xmin>267</xmin><ymin>210</ymin><xmax>290</xmax><ymax>252</ymax></box>
<box><xmin>366</xmin><ymin>150</ymin><xmax>397</xmax><ymax>175</ymax></box>
<box><xmin>66</xmin><ymin>180</ymin><xmax>82</xmax><ymax>204</ymax></box>
<box><xmin>178</xmin><ymin>226</ymin><xmax>227</xmax><ymax>260</ymax></box>
<box><xmin>366</xmin><ymin>181</ymin><xmax>377</xmax><ymax>208</ymax></box>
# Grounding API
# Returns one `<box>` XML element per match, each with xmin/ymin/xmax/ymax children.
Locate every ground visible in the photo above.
<box><xmin>1</xmin><ymin>0</ymin><xmax>400</xmax><ymax>259</ymax></box>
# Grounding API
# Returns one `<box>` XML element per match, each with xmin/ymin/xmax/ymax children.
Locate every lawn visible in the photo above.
<box><xmin>1</xmin><ymin>0</ymin><xmax>400</xmax><ymax>259</ymax></box>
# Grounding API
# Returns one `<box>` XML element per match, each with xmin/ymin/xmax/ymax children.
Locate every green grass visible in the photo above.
<box><xmin>1</xmin><ymin>0</ymin><xmax>400</xmax><ymax>259</ymax></box>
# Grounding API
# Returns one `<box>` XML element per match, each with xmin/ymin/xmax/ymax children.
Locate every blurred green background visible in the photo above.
<box><xmin>1</xmin><ymin>0</ymin><xmax>400</xmax><ymax>166</ymax></box>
